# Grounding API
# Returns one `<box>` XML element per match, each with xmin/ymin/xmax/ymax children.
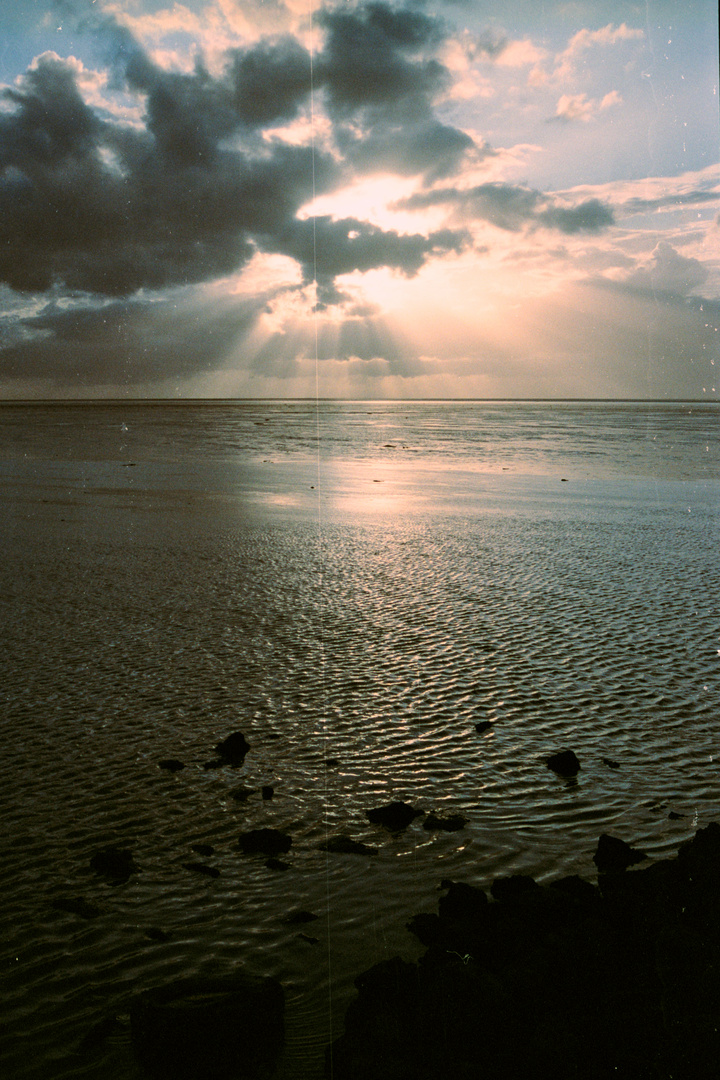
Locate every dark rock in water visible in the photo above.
<box><xmin>406</xmin><ymin>912</ymin><xmax>443</xmax><ymax>947</ymax></box>
<box><xmin>423</xmin><ymin>812</ymin><xmax>466</xmax><ymax>832</ymax></box>
<box><xmin>90</xmin><ymin>846</ymin><xmax>137</xmax><ymax>884</ymax></box>
<box><xmin>261</xmin><ymin>785</ymin><xmax>274</xmax><ymax>800</ymax></box>
<box><xmin>329</xmin><ymin>824</ymin><xmax>720</xmax><ymax>1080</ymax></box>
<box><xmin>265</xmin><ymin>858</ymin><xmax>290</xmax><ymax>871</ymax></box>
<box><xmin>602</xmin><ymin>757</ymin><xmax>620</xmax><ymax>769</ymax></box>
<box><xmin>239</xmin><ymin>829</ymin><xmax>292</xmax><ymax>856</ymax></box>
<box><xmin>366</xmin><ymin>801</ymin><xmax>423</xmax><ymax>831</ymax></box>
<box><xmin>668</xmin><ymin>811</ymin><xmax>684</xmax><ymax>820</ymax></box>
<box><xmin>158</xmin><ymin>759</ymin><xmax>185</xmax><ymax>772</ymax></box>
<box><xmin>214</xmin><ymin>732</ymin><xmax>250</xmax><ymax>765</ymax></box>
<box><xmin>438</xmin><ymin>881</ymin><xmax>488</xmax><ymax>922</ymax></box>
<box><xmin>298</xmin><ymin>933</ymin><xmax>319</xmax><ymax>945</ymax></box>
<box><xmin>285</xmin><ymin>910</ymin><xmax>319</xmax><ymax>925</ymax></box>
<box><xmin>678</xmin><ymin>821</ymin><xmax>720</xmax><ymax>885</ymax></box>
<box><xmin>182</xmin><ymin>862</ymin><xmax>220</xmax><ymax>879</ymax></box>
<box><xmin>491</xmin><ymin>874</ymin><xmax>544</xmax><ymax>904</ymax></box>
<box><xmin>145</xmin><ymin>927</ymin><xmax>171</xmax><ymax>943</ymax></box>
<box><xmin>324</xmin><ymin>758</ymin><xmax>340</xmax><ymax>767</ymax></box>
<box><xmin>593</xmin><ymin>833</ymin><xmax>647</xmax><ymax>873</ymax></box>
<box><xmin>319</xmin><ymin>835</ymin><xmax>378</xmax><ymax>856</ymax></box>
<box><xmin>474</xmin><ymin>721</ymin><xmax>493</xmax><ymax>734</ymax></box>
<box><xmin>549</xmin><ymin>875</ymin><xmax>600</xmax><ymax>904</ymax></box>
<box><xmin>52</xmin><ymin>896</ymin><xmax>101</xmax><ymax>920</ymax></box>
<box><xmin>545</xmin><ymin>749</ymin><xmax>581</xmax><ymax>776</ymax></box>
<box><xmin>130</xmin><ymin>975</ymin><xmax>284</xmax><ymax>1080</ymax></box>
<box><xmin>191</xmin><ymin>843</ymin><xmax>215</xmax><ymax>857</ymax></box>
<box><xmin>230</xmin><ymin>785</ymin><xmax>256</xmax><ymax>802</ymax></box>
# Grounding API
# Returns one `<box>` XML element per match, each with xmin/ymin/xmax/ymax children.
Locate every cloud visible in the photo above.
<box><xmin>315</xmin><ymin>2</ymin><xmax>475</xmax><ymax>181</ymax></box>
<box><xmin>316</xmin><ymin>2</ymin><xmax>445</xmax><ymax>116</ymax></box>
<box><xmin>619</xmin><ymin>241</ymin><xmax>708</xmax><ymax>298</ymax></box>
<box><xmin>270</xmin><ymin>214</ymin><xmax>470</xmax><ymax>305</ymax></box>
<box><xmin>553</xmin><ymin>22</ymin><xmax>644</xmax><ymax>80</ymax></box>
<box><xmin>394</xmin><ymin>182</ymin><xmax>614</xmax><ymax>233</ymax></box>
<box><xmin>0</xmin><ymin>290</ymin><xmax>262</xmax><ymax>383</ymax></box>
<box><xmin>0</xmin><ymin>1</ymin><xmax>476</xmax><ymax>308</ymax></box>
<box><xmin>619</xmin><ymin>190</ymin><xmax>720</xmax><ymax>216</ymax></box>
<box><xmin>553</xmin><ymin>90</ymin><xmax>622</xmax><ymax>123</ymax></box>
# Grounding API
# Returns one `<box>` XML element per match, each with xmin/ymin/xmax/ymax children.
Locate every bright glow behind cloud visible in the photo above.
<box><xmin>0</xmin><ymin>0</ymin><xmax>717</xmax><ymax>398</ymax></box>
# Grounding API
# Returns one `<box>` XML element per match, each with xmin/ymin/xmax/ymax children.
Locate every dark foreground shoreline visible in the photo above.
<box><xmin>326</xmin><ymin>823</ymin><xmax>720</xmax><ymax>1080</ymax></box>
<box><xmin>126</xmin><ymin>824</ymin><xmax>720</xmax><ymax>1080</ymax></box>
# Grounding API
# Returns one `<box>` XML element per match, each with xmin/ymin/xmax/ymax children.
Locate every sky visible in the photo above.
<box><xmin>0</xmin><ymin>0</ymin><xmax>718</xmax><ymax>399</ymax></box>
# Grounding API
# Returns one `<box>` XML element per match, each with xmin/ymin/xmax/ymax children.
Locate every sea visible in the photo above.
<box><xmin>1</xmin><ymin>399</ymin><xmax>718</xmax><ymax>1078</ymax></box>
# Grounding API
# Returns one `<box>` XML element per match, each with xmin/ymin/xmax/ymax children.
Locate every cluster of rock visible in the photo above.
<box><xmin>328</xmin><ymin>823</ymin><xmax>720</xmax><ymax>1080</ymax></box>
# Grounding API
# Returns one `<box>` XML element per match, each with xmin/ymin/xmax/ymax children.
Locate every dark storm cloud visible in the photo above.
<box><xmin>272</xmin><ymin>215</ymin><xmax>470</xmax><ymax>305</ymax></box>
<box><xmin>619</xmin><ymin>190</ymin><xmax>720</xmax><ymax>215</ymax></box>
<box><xmin>339</xmin><ymin>119</ymin><xmax>474</xmax><ymax>182</ymax></box>
<box><xmin>316</xmin><ymin>1</ymin><xmax>445</xmax><ymax>115</ymax></box>
<box><xmin>0</xmin><ymin>293</ymin><xmax>261</xmax><ymax>382</ymax></box>
<box><xmin>0</xmin><ymin>46</ymin><xmax>337</xmax><ymax>296</ymax></box>
<box><xmin>315</xmin><ymin>2</ymin><xmax>475</xmax><ymax>181</ymax></box>
<box><xmin>0</xmin><ymin>0</ymin><xmax>474</xmax><ymax>310</ymax></box>
<box><xmin>394</xmin><ymin>183</ymin><xmax>614</xmax><ymax>233</ymax></box>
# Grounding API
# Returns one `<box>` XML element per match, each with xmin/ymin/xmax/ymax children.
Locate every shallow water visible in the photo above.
<box><xmin>1</xmin><ymin>400</ymin><xmax>719</xmax><ymax>1078</ymax></box>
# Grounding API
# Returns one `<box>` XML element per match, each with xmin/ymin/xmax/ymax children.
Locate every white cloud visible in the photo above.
<box><xmin>554</xmin><ymin>89</ymin><xmax>623</xmax><ymax>122</ymax></box>
<box><xmin>554</xmin><ymin>22</ymin><xmax>645</xmax><ymax>80</ymax></box>
<box><xmin>495</xmin><ymin>39</ymin><xmax>547</xmax><ymax>68</ymax></box>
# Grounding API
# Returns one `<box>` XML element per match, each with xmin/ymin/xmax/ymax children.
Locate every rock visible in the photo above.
<box><xmin>265</xmin><ymin>858</ymin><xmax>290</xmax><ymax>871</ymax></box>
<box><xmin>298</xmin><ymin>933</ymin><xmax>319</xmax><ymax>944</ymax></box>
<box><xmin>285</xmin><ymin>910</ymin><xmax>319</xmax><ymax>925</ymax></box>
<box><xmin>130</xmin><ymin>975</ymin><xmax>284</xmax><ymax>1080</ymax></box>
<box><xmin>230</xmin><ymin>785</ymin><xmax>256</xmax><ymax>802</ymax></box>
<box><xmin>238</xmin><ymin>829</ymin><xmax>292</xmax><ymax>856</ymax></box>
<box><xmin>545</xmin><ymin>749</ymin><xmax>581</xmax><ymax>776</ymax></box>
<box><xmin>593</xmin><ymin>833</ymin><xmax>647</xmax><ymax>873</ymax></box>
<box><xmin>406</xmin><ymin>912</ymin><xmax>443</xmax><ymax>947</ymax></box>
<box><xmin>474</xmin><ymin>721</ymin><xmax>493</xmax><ymax>734</ymax></box>
<box><xmin>678</xmin><ymin>821</ymin><xmax>720</xmax><ymax>885</ymax></box>
<box><xmin>158</xmin><ymin>759</ymin><xmax>185</xmax><ymax>772</ymax></box>
<box><xmin>549</xmin><ymin>876</ymin><xmax>600</xmax><ymax>904</ymax></box>
<box><xmin>319</xmin><ymin>835</ymin><xmax>378</xmax><ymax>856</ymax></box>
<box><xmin>182</xmin><ymin>862</ymin><xmax>220</xmax><ymax>879</ymax></box>
<box><xmin>438</xmin><ymin>881</ymin><xmax>488</xmax><ymax>922</ymax></box>
<box><xmin>90</xmin><ymin>846</ymin><xmax>137</xmax><ymax>884</ymax></box>
<box><xmin>423</xmin><ymin>813</ymin><xmax>466</xmax><ymax>832</ymax></box>
<box><xmin>330</xmin><ymin>823</ymin><xmax>720</xmax><ymax>1080</ymax></box>
<box><xmin>191</xmin><ymin>843</ymin><xmax>215</xmax><ymax>857</ymax></box>
<box><xmin>602</xmin><ymin>757</ymin><xmax>620</xmax><ymax>769</ymax></box>
<box><xmin>366</xmin><ymin>802</ymin><xmax>423</xmax><ymax>831</ymax></box>
<box><xmin>214</xmin><ymin>732</ymin><xmax>250</xmax><ymax>765</ymax></box>
<box><xmin>324</xmin><ymin>758</ymin><xmax>340</xmax><ymax>767</ymax></box>
<box><xmin>668</xmin><ymin>811</ymin><xmax>684</xmax><ymax>820</ymax></box>
<box><xmin>261</xmin><ymin>786</ymin><xmax>274</xmax><ymax>800</ymax></box>
<box><xmin>52</xmin><ymin>896</ymin><xmax>101</xmax><ymax>919</ymax></box>
<box><xmin>491</xmin><ymin>874</ymin><xmax>544</xmax><ymax>904</ymax></box>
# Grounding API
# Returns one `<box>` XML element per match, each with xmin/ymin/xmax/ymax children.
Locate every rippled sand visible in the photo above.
<box><xmin>1</xmin><ymin>402</ymin><xmax>718</xmax><ymax>1078</ymax></box>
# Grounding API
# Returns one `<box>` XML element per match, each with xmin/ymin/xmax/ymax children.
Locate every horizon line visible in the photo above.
<box><xmin>1</xmin><ymin>397</ymin><xmax>719</xmax><ymax>405</ymax></box>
